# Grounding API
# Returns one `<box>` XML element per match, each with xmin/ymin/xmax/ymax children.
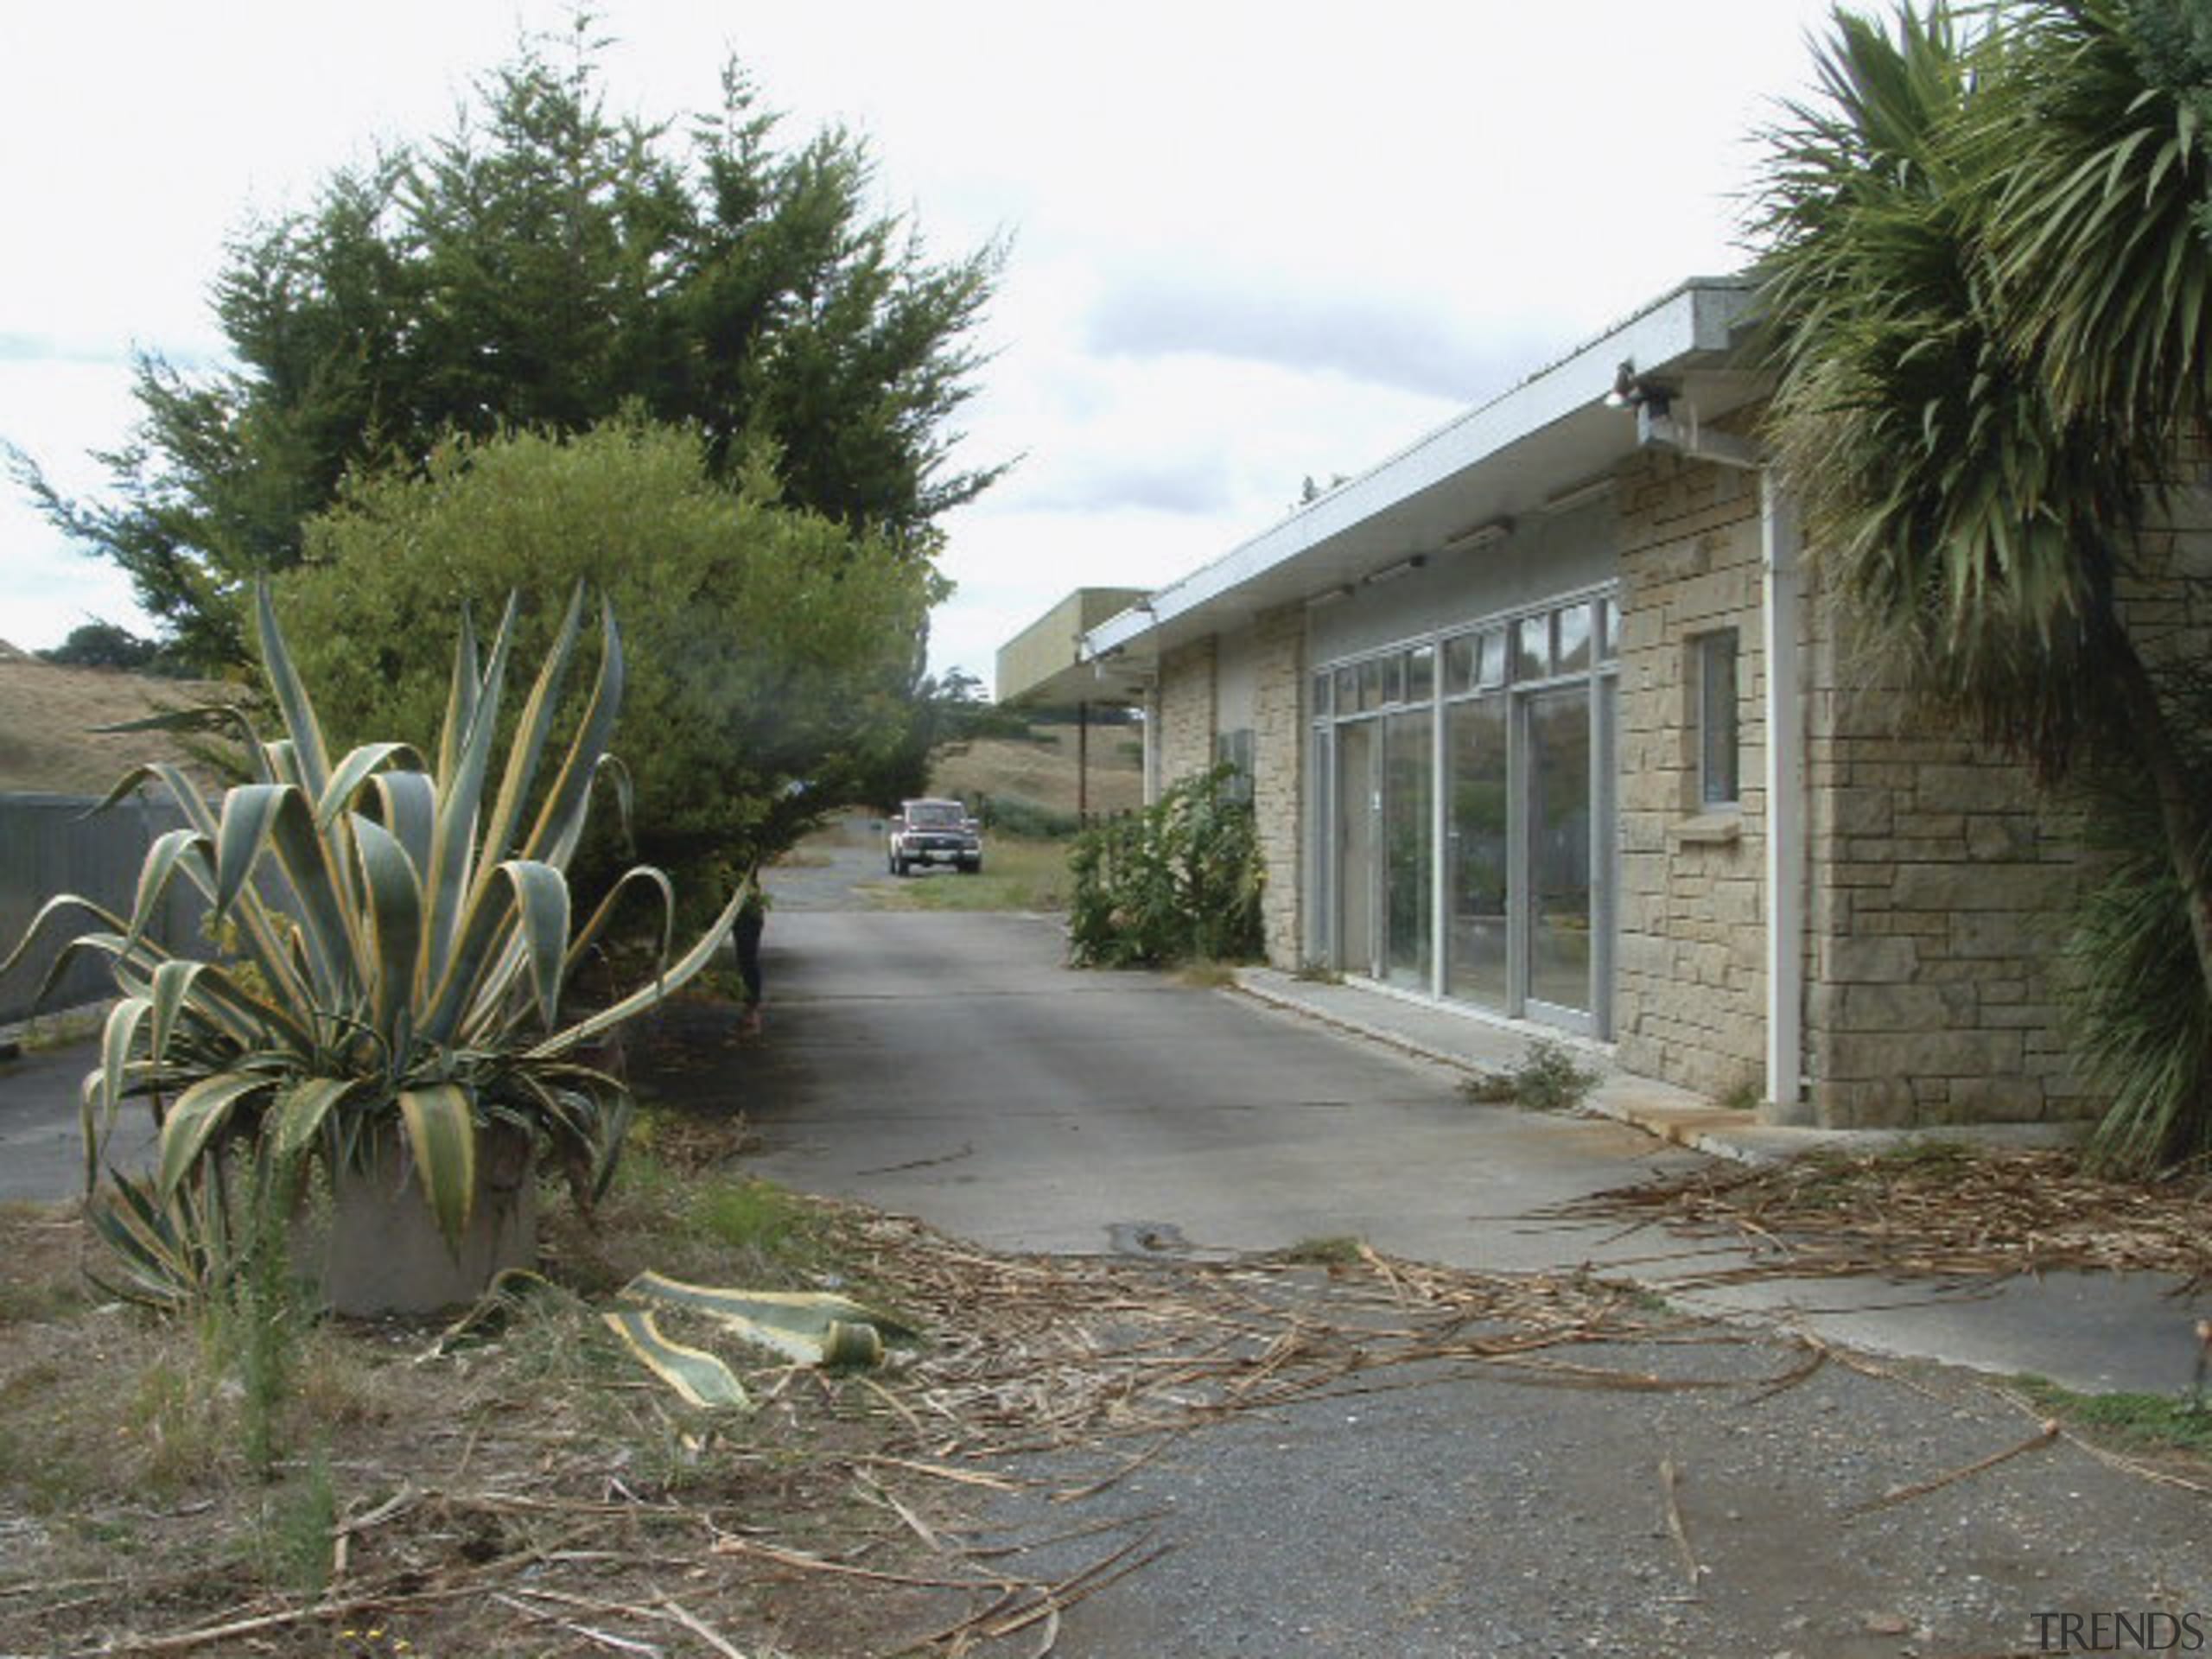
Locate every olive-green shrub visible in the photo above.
<box><xmin>1067</xmin><ymin>766</ymin><xmax>1262</xmax><ymax>968</ymax></box>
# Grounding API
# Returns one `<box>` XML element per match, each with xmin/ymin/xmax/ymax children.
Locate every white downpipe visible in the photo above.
<box><xmin>1760</xmin><ymin>474</ymin><xmax>1806</xmax><ymax>1119</ymax></box>
<box><xmin>1641</xmin><ymin>411</ymin><xmax>1808</xmax><ymax>1116</ymax></box>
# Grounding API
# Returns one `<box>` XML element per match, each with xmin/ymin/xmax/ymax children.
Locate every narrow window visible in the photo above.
<box><xmin>1475</xmin><ymin>627</ymin><xmax>1507</xmax><ymax>689</ymax></box>
<box><xmin>1697</xmin><ymin>629</ymin><xmax>1740</xmax><ymax>807</ymax></box>
<box><xmin>1443</xmin><ymin>633</ymin><xmax>1476</xmax><ymax>696</ymax></box>
<box><xmin>1516</xmin><ymin>613</ymin><xmax>1551</xmax><ymax>681</ymax></box>
<box><xmin>1406</xmin><ymin>644</ymin><xmax>1435</xmax><ymax>702</ymax></box>
<box><xmin>1554</xmin><ymin>602</ymin><xmax>1592</xmax><ymax>674</ymax></box>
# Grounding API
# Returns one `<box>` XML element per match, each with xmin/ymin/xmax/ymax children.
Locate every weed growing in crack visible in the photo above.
<box><xmin>1462</xmin><ymin>1039</ymin><xmax>1603</xmax><ymax>1114</ymax></box>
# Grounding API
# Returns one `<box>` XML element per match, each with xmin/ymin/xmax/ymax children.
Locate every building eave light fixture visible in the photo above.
<box><xmin>1306</xmin><ymin>582</ymin><xmax>1356</xmax><ymax>610</ymax></box>
<box><xmin>1541</xmin><ymin>475</ymin><xmax>1614</xmax><ymax>517</ymax></box>
<box><xmin>1363</xmin><ymin>554</ymin><xmax>1427</xmax><ymax>587</ymax></box>
<box><xmin>1604</xmin><ymin>358</ymin><xmax>1674</xmax><ymax>420</ymax></box>
<box><xmin>1443</xmin><ymin>517</ymin><xmax>1514</xmax><ymax>554</ymax></box>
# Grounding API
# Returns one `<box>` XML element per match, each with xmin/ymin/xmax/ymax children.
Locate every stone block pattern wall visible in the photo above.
<box><xmin>1799</xmin><ymin>477</ymin><xmax>2212</xmax><ymax>1129</ymax></box>
<box><xmin>1801</xmin><ymin>607</ymin><xmax>2088</xmax><ymax>1127</ymax></box>
<box><xmin>1611</xmin><ymin>451</ymin><xmax>1770</xmax><ymax>1099</ymax></box>
<box><xmin>1156</xmin><ymin>638</ymin><xmax>1217</xmax><ymax>794</ymax></box>
<box><xmin>1799</xmin><ymin>476</ymin><xmax>2212</xmax><ymax>1129</ymax></box>
<box><xmin>2125</xmin><ymin>476</ymin><xmax>2212</xmax><ymax>675</ymax></box>
<box><xmin>1249</xmin><ymin>605</ymin><xmax>1305</xmax><ymax>968</ymax></box>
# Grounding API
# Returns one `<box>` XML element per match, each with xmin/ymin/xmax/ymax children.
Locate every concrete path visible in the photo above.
<box><xmin>741</xmin><ymin>908</ymin><xmax>1707</xmax><ymax>1265</ymax></box>
<box><xmin>3</xmin><ymin>855</ymin><xmax>2202</xmax><ymax>1400</ymax></box>
<box><xmin>742</xmin><ymin>906</ymin><xmax>2210</xmax><ymax>1399</ymax></box>
<box><xmin>0</xmin><ymin>1032</ymin><xmax>155</xmax><ymax>1203</ymax></box>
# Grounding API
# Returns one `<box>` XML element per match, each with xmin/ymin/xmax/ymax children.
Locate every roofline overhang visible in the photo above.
<box><xmin>1077</xmin><ymin>274</ymin><xmax>1763</xmax><ymax>670</ymax></box>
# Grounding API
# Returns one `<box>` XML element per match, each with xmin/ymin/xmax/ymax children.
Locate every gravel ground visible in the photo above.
<box><xmin>967</xmin><ymin>1319</ymin><xmax>2208</xmax><ymax>1658</ymax></box>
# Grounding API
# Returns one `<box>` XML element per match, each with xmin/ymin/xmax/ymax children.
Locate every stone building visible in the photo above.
<box><xmin>997</xmin><ymin>275</ymin><xmax>2206</xmax><ymax>1130</ymax></box>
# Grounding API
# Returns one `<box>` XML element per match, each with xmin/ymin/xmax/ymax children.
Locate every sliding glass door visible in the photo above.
<box><xmin>1382</xmin><ymin>709</ymin><xmax>1433</xmax><ymax>989</ymax></box>
<box><xmin>1525</xmin><ymin>686</ymin><xmax>1592</xmax><ymax>1019</ymax></box>
<box><xmin>1315</xmin><ymin>589</ymin><xmax>1616</xmax><ymax>1035</ymax></box>
<box><xmin>1335</xmin><ymin>719</ymin><xmax>1378</xmax><ymax>977</ymax></box>
<box><xmin>1446</xmin><ymin>696</ymin><xmax>1509</xmax><ymax>1010</ymax></box>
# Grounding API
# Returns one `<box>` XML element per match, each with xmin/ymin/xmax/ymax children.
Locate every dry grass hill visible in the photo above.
<box><xmin>929</xmin><ymin>723</ymin><xmax>1144</xmax><ymax>820</ymax></box>
<box><xmin>0</xmin><ymin>655</ymin><xmax>1143</xmax><ymax>818</ymax></box>
<box><xmin>0</xmin><ymin>656</ymin><xmax>240</xmax><ymax>797</ymax></box>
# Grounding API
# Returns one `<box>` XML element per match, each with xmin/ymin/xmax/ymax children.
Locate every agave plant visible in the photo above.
<box><xmin>4</xmin><ymin>584</ymin><xmax>743</xmax><ymax>1279</ymax></box>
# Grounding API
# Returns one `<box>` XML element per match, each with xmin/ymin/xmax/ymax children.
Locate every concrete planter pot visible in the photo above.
<box><xmin>314</xmin><ymin>1124</ymin><xmax>537</xmax><ymax>1316</ymax></box>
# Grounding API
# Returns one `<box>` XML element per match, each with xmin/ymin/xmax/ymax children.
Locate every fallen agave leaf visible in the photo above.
<box><xmin>608</xmin><ymin>1271</ymin><xmax>916</xmax><ymax>1405</ymax></box>
<box><xmin>603</xmin><ymin>1306</ymin><xmax>751</xmax><ymax>1409</ymax></box>
<box><xmin>622</xmin><ymin>1270</ymin><xmax>912</xmax><ymax>1362</ymax></box>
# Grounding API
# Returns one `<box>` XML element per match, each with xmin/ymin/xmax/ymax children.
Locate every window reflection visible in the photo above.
<box><xmin>1516</xmin><ymin>614</ymin><xmax>1551</xmax><ymax>680</ymax></box>
<box><xmin>1407</xmin><ymin>644</ymin><xmax>1434</xmax><ymax>702</ymax></box>
<box><xmin>1555</xmin><ymin>603</ymin><xmax>1592</xmax><ymax>673</ymax></box>
<box><xmin>1444</xmin><ymin>635</ymin><xmax>1476</xmax><ymax>696</ymax></box>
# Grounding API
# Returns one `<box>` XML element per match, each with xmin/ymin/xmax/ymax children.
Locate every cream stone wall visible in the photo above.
<box><xmin>1249</xmin><ymin>604</ymin><xmax>1305</xmax><ymax>968</ymax></box>
<box><xmin>1156</xmin><ymin>638</ymin><xmax>1217</xmax><ymax>792</ymax></box>
<box><xmin>1146</xmin><ymin>620</ymin><xmax>1305</xmax><ymax>966</ymax></box>
<box><xmin>1611</xmin><ymin>449</ymin><xmax>1770</xmax><ymax>1098</ymax></box>
<box><xmin>1611</xmin><ymin>440</ymin><xmax>2127</xmax><ymax>1127</ymax></box>
<box><xmin>1797</xmin><ymin>480</ymin><xmax>2212</xmax><ymax>1128</ymax></box>
<box><xmin>1799</xmin><ymin>613</ymin><xmax>2088</xmax><ymax>1126</ymax></box>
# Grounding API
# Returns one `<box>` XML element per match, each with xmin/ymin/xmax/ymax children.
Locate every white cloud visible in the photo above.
<box><xmin>1083</xmin><ymin>276</ymin><xmax>1559</xmax><ymax>403</ymax></box>
<box><xmin>0</xmin><ymin>0</ymin><xmax>1847</xmax><ymax>669</ymax></box>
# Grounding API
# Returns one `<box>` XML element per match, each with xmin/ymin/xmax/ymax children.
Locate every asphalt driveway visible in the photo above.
<box><xmin>738</xmin><ymin>906</ymin><xmax>1707</xmax><ymax>1268</ymax></box>
<box><xmin>724</xmin><ymin>897</ymin><xmax>2209</xmax><ymax>1658</ymax></box>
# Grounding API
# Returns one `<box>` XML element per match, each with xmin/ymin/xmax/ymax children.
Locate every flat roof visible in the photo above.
<box><xmin>1069</xmin><ymin>275</ymin><xmax>1763</xmax><ymax>675</ymax></box>
<box><xmin>995</xmin><ymin>586</ymin><xmax>1154</xmax><ymax>707</ymax></box>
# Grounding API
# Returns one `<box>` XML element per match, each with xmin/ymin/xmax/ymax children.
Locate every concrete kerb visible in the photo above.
<box><xmin>1225</xmin><ymin>967</ymin><xmax>2212</xmax><ymax>1400</ymax></box>
<box><xmin>1227</xmin><ymin>967</ymin><xmax>2084</xmax><ymax>1168</ymax></box>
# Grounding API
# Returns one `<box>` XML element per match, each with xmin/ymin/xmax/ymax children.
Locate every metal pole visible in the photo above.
<box><xmin>1077</xmin><ymin>701</ymin><xmax>1090</xmax><ymax>823</ymax></box>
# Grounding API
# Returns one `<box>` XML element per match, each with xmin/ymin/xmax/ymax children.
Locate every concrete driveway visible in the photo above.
<box><xmin>735</xmin><ymin>895</ymin><xmax>2208</xmax><ymax>1400</ymax></box>
<box><xmin>0</xmin><ymin>1033</ymin><xmax>149</xmax><ymax>1204</ymax></box>
<box><xmin>741</xmin><ymin>906</ymin><xmax>1707</xmax><ymax>1268</ymax></box>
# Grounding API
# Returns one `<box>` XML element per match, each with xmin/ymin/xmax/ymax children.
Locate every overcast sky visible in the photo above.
<box><xmin>0</xmin><ymin>0</ymin><xmax>1846</xmax><ymax>690</ymax></box>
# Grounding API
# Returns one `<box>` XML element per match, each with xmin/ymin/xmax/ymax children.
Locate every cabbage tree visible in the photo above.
<box><xmin>1753</xmin><ymin>2</ymin><xmax>2212</xmax><ymax>1166</ymax></box>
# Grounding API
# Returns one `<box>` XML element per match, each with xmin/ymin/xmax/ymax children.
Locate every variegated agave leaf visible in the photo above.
<box><xmin>16</xmin><ymin>582</ymin><xmax>747</xmax><ymax>1287</ymax></box>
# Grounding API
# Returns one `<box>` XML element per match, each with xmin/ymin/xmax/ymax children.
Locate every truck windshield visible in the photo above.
<box><xmin>907</xmin><ymin>803</ymin><xmax>963</xmax><ymax>827</ymax></box>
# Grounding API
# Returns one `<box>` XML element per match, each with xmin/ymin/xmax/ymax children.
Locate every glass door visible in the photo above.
<box><xmin>1446</xmin><ymin>696</ymin><xmax>1510</xmax><ymax>1009</ymax></box>
<box><xmin>1335</xmin><ymin>719</ymin><xmax>1379</xmax><ymax>976</ymax></box>
<box><xmin>1382</xmin><ymin>709</ymin><xmax>1433</xmax><ymax>989</ymax></box>
<box><xmin>1525</xmin><ymin>686</ymin><xmax>1593</xmax><ymax>1021</ymax></box>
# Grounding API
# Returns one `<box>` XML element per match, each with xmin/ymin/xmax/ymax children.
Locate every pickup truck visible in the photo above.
<box><xmin>887</xmin><ymin>798</ymin><xmax>982</xmax><ymax>875</ymax></box>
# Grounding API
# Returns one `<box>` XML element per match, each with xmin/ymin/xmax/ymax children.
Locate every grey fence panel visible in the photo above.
<box><xmin>0</xmin><ymin>792</ymin><xmax>209</xmax><ymax>1026</ymax></box>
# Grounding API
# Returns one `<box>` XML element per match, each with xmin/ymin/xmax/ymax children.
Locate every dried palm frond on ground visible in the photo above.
<box><xmin>1554</xmin><ymin>1143</ymin><xmax>2212</xmax><ymax>1289</ymax></box>
<box><xmin>841</xmin><ymin>1209</ymin><xmax>1750</xmax><ymax>1458</ymax></box>
<box><xmin>0</xmin><ymin>1189</ymin><xmax>1770</xmax><ymax>1659</ymax></box>
<box><xmin>9</xmin><ymin>1168</ymin><xmax>2212</xmax><ymax>1657</ymax></box>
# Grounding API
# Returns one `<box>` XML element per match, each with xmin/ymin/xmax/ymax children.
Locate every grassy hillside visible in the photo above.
<box><xmin>929</xmin><ymin>723</ymin><xmax>1144</xmax><ymax>820</ymax></box>
<box><xmin>0</xmin><ymin>658</ymin><xmax>239</xmax><ymax>796</ymax></box>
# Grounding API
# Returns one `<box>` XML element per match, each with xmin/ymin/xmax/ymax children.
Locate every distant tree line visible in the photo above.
<box><xmin>35</xmin><ymin>620</ymin><xmax>194</xmax><ymax>677</ymax></box>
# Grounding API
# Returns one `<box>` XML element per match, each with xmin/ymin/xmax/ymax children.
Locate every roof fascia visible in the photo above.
<box><xmin>1084</xmin><ymin>276</ymin><xmax>1753</xmax><ymax>660</ymax></box>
